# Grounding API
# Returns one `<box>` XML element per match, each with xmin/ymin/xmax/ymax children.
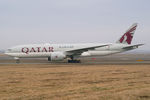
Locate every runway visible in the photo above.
<box><xmin>0</xmin><ymin>53</ymin><xmax>150</xmax><ymax>65</ymax></box>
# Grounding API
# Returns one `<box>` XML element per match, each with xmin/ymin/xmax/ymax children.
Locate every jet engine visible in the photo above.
<box><xmin>48</xmin><ymin>52</ymin><xmax>66</xmax><ymax>61</ymax></box>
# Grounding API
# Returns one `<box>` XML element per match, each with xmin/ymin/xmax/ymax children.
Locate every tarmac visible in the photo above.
<box><xmin>0</xmin><ymin>53</ymin><xmax>150</xmax><ymax>65</ymax></box>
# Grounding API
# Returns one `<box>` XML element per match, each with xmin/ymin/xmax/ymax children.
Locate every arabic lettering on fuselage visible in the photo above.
<box><xmin>22</xmin><ymin>47</ymin><xmax>54</xmax><ymax>54</ymax></box>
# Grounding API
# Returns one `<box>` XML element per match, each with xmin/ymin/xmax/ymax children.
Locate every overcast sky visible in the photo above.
<box><xmin>0</xmin><ymin>0</ymin><xmax>149</xmax><ymax>50</ymax></box>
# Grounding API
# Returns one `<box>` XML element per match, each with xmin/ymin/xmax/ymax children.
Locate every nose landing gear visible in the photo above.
<box><xmin>14</xmin><ymin>57</ymin><xmax>20</xmax><ymax>63</ymax></box>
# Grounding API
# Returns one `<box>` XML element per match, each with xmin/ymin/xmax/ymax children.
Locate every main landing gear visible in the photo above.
<box><xmin>68</xmin><ymin>56</ymin><xmax>81</xmax><ymax>63</ymax></box>
<box><xmin>68</xmin><ymin>60</ymin><xmax>81</xmax><ymax>63</ymax></box>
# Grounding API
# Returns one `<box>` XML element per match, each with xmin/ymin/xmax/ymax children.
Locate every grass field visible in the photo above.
<box><xmin>0</xmin><ymin>64</ymin><xmax>150</xmax><ymax>100</ymax></box>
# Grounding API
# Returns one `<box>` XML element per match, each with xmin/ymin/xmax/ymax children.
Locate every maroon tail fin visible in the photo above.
<box><xmin>116</xmin><ymin>23</ymin><xmax>137</xmax><ymax>44</ymax></box>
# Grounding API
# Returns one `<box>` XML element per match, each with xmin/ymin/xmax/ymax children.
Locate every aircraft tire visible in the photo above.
<box><xmin>68</xmin><ymin>60</ymin><xmax>81</xmax><ymax>63</ymax></box>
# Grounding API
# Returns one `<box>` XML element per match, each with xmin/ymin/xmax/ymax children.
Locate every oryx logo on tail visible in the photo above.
<box><xmin>116</xmin><ymin>23</ymin><xmax>137</xmax><ymax>44</ymax></box>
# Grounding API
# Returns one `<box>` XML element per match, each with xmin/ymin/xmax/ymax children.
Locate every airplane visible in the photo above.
<box><xmin>5</xmin><ymin>23</ymin><xmax>144</xmax><ymax>63</ymax></box>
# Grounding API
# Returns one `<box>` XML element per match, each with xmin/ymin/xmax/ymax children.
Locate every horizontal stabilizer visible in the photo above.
<box><xmin>122</xmin><ymin>44</ymin><xmax>144</xmax><ymax>50</ymax></box>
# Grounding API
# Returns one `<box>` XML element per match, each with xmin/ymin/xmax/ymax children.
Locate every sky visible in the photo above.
<box><xmin>0</xmin><ymin>0</ymin><xmax>150</xmax><ymax>51</ymax></box>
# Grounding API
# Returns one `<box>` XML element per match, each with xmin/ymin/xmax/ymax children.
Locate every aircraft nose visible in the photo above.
<box><xmin>5</xmin><ymin>48</ymin><xmax>12</xmax><ymax>53</ymax></box>
<box><xmin>4</xmin><ymin>48</ymin><xmax>13</xmax><ymax>56</ymax></box>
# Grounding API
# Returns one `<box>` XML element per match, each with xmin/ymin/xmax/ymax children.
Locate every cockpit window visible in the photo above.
<box><xmin>7</xmin><ymin>49</ymin><xmax>12</xmax><ymax>51</ymax></box>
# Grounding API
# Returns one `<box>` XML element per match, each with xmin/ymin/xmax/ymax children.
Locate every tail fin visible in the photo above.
<box><xmin>116</xmin><ymin>23</ymin><xmax>138</xmax><ymax>44</ymax></box>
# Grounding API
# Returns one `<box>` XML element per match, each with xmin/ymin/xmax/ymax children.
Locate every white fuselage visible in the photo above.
<box><xmin>4</xmin><ymin>23</ymin><xmax>143</xmax><ymax>62</ymax></box>
<box><xmin>5</xmin><ymin>43</ymin><xmax>128</xmax><ymax>58</ymax></box>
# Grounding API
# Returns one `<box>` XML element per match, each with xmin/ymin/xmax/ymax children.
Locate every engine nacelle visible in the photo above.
<box><xmin>49</xmin><ymin>52</ymin><xmax>66</xmax><ymax>61</ymax></box>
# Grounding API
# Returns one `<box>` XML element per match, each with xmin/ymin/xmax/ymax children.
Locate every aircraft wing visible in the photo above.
<box><xmin>122</xmin><ymin>44</ymin><xmax>144</xmax><ymax>50</ymax></box>
<box><xmin>66</xmin><ymin>44</ymin><xmax>109</xmax><ymax>55</ymax></box>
